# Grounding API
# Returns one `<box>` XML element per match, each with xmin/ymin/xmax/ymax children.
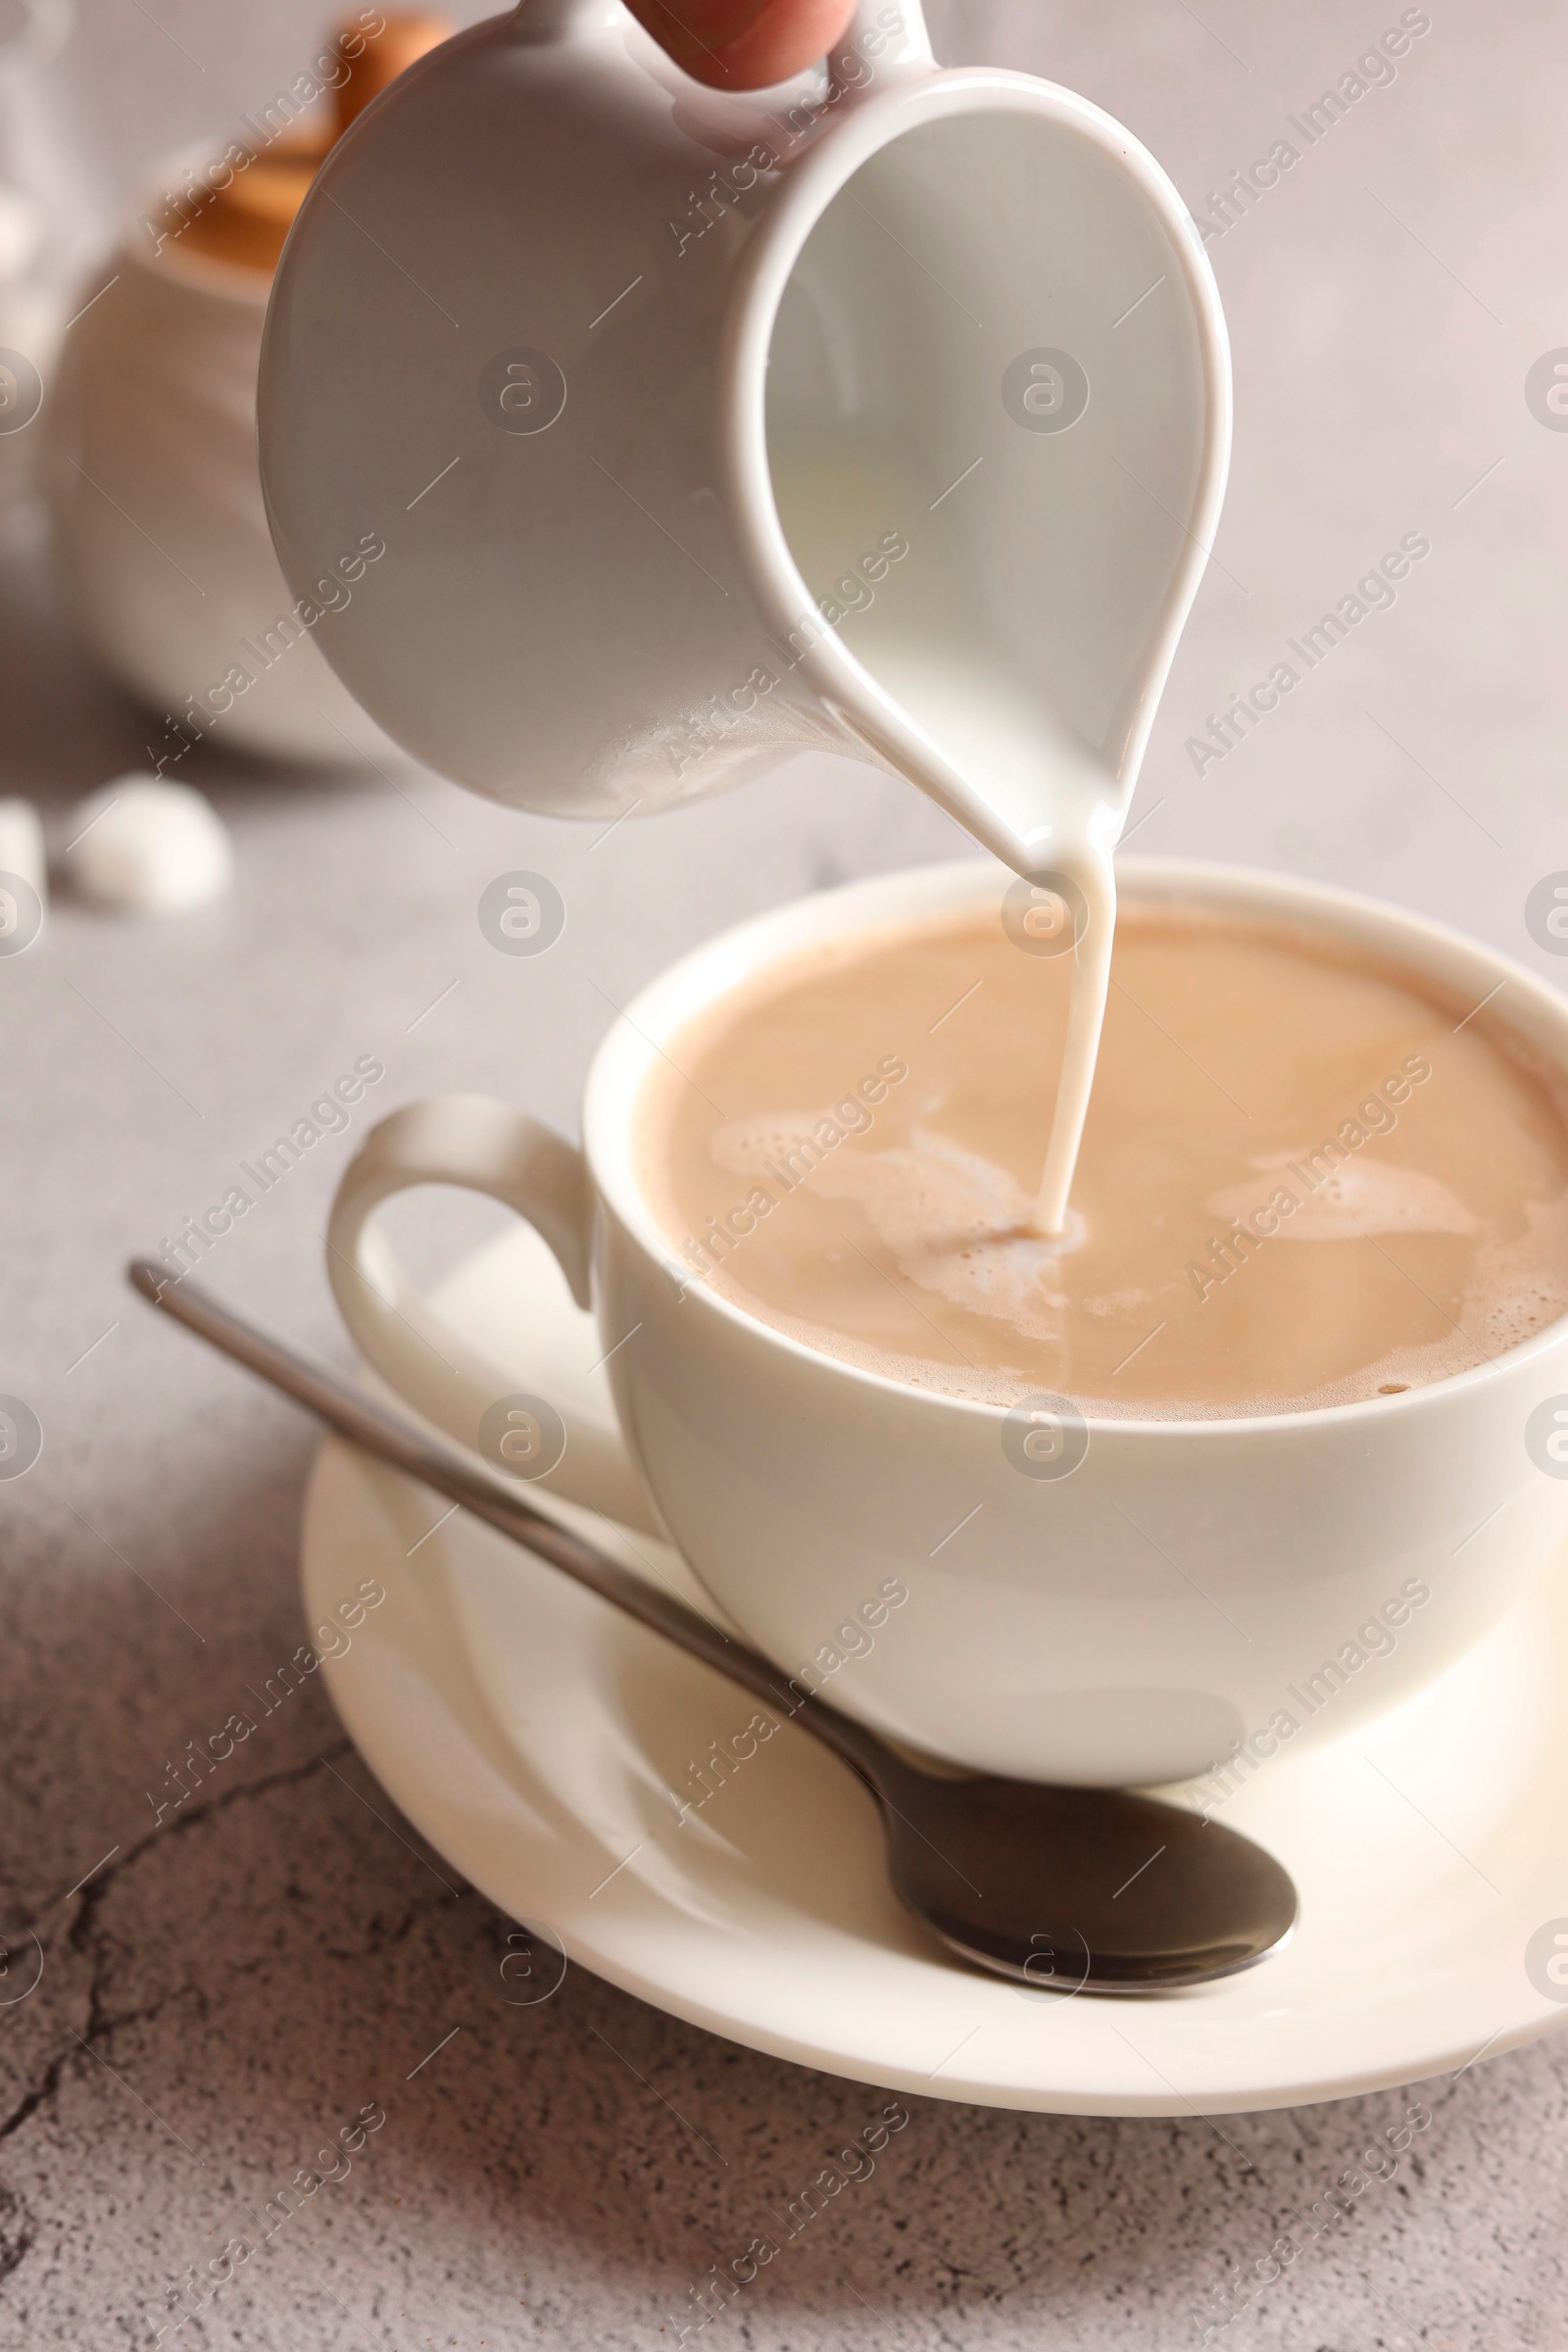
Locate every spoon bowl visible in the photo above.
<box><xmin>873</xmin><ymin>1766</ymin><xmax>1296</xmax><ymax>1992</ymax></box>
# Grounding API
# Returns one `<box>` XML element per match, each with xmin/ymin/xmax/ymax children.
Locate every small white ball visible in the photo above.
<box><xmin>68</xmin><ymin>776</ymin><xmax>233</xmax><ymax>915</ymax></box>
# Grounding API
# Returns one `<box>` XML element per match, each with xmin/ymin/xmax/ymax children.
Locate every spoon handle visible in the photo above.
<box><xmin>126</xmin><ymin>1260</ymin><xmax>879</xmax><ymax>1774</ymax></box>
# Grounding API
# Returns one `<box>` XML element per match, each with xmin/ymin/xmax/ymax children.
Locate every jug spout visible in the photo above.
<box><xmin>729</xmin><ymin>64</ymin><xmax>1229</xmax><ymax>878</ymax></box>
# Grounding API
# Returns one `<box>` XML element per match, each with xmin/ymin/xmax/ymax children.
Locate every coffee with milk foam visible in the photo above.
<box><xmin>640</xmin><ymin>902</ymin><xmax>1568</xmax><ymax>1417</ymax></box>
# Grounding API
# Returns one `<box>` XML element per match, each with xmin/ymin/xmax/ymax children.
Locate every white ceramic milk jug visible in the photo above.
<box><xmin>258</xmin><ymin>0</ymin><xmax>1229</xmax><ymax>874</ymax></box>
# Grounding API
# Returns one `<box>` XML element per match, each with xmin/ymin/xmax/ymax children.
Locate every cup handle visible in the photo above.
<box><xmin>326</xmin><ymin>1094</ymin><xmax>662</xmax><ymax>1535</ymax></box>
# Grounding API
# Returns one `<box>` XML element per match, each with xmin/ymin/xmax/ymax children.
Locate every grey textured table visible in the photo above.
<box><xmin>3</xmin><ymin>1</ymin><xmax>1566</xmax><ymax>2345</ymax></box>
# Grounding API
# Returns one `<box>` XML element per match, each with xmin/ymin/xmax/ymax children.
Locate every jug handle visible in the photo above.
<box><xmin>842</xmin><ymin>0</ymin><xmax>933</xmax><ymax>69</ymax></box>
<box><xmin>511</xmin><ymin>0</ymin><xmax>623</xmax><ymax>42</ymax></box>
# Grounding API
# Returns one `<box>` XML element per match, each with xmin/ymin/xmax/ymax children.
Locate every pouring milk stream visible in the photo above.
<box><xmin>257</xmin><ymin>0</ymin><xmax>1230</xmax><ymax>1226</ymax></box>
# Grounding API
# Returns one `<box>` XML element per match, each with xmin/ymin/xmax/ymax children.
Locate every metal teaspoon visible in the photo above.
<box><xmin>128</xmin><ymin>1260</ymin><xmax>1298</xmax><ymax>1994</ymax></box>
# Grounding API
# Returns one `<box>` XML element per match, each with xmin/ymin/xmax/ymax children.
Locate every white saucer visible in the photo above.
<box><xmin>302</xmin><ymin>1225</ymin><xmax>1568</xmax><ymax>2115</ymax></box>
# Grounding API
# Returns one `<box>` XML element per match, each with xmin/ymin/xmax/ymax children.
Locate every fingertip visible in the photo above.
<box><xmin>634</xmin><ymin>0</ymin><xmax>861</xmax><ymax>90</ymax></box>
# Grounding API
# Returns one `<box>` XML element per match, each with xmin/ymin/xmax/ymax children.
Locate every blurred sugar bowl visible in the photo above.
<box><xmin>42</xmin><ymin>12</ymin><xmax>449</xmax><ymax>768</ymax></box>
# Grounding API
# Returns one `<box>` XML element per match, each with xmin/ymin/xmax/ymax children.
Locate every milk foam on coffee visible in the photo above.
<box><xmin>639</xmin><ymin>902</ymin><xmax>1568</xmax><ymax>1416</ymax></box>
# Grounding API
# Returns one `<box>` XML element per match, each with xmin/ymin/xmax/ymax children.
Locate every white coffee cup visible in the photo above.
<box><xmin>326</xmin><ymin>858</ymin><xmax>1568</xmax><ymax>1787</ymax></box>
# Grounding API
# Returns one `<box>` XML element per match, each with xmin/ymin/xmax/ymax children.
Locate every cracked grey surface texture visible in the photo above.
<box><xmin>4</xmin><ymin>0</ymin><xmax>1568</xmax><ymax>2345</ymax></box>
